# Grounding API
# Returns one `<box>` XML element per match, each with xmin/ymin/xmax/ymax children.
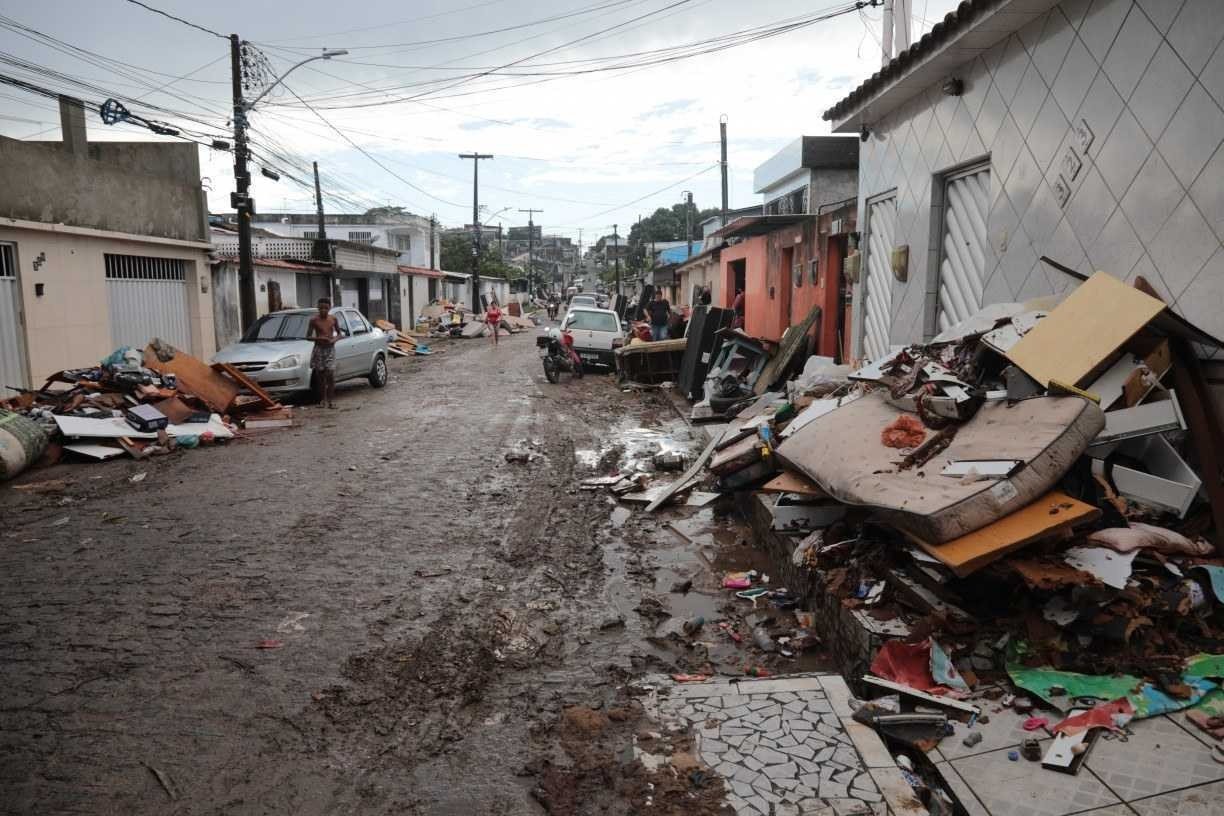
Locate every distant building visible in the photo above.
<box><xmin>253</xmin><ymin>212</ymin><xmax>440</xmax><ymax>270</ymax></box>
<box><xmin>0</xmin><ymin>96</ymin><xmax>214</xmax><ymax>387</ymax></box>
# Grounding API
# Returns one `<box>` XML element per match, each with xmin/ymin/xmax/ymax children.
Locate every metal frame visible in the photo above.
<box><xmin>858</xmin><ymin>189</ymin><xmax>898</xmax><ymax>360</ymax></box>
<box><xmin>927</xmin><ymin>159</ymin><xmax>991</xmax><ymax>339</ymax></box>
<box><xmin>0</xmin><ymin>241</ymin><xmax>31</xmax><ymax>390</ymax></box>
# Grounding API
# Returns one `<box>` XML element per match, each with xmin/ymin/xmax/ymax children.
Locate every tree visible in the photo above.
<box><xmin>364</xmin><ymin>205</ymin><xmax>409</xmax><ymax>218</ymax></box>
<box><xmin>627</xmin><ymin>201</ymin><xmax>720</xmax><ymax>247</ymax></box>
<box><xmin>440</xmin><ymin>232</ymin><xmax>520</xmax><ymax>281</ymax></box>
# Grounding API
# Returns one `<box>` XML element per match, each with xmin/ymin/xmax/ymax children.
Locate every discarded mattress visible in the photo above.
<box><xmin>775</xmin><ymin>392</ymin><xmax>1105</xmax><ymax>544</ymax></box>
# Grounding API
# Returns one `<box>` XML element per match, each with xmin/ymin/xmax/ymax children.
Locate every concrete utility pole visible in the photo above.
<box><xmin>229</xmin><ymin>34</ymin><xmax>256</xmax><ymax>331</ymax></box>
<box><xmin>519</xmin><ymin>208</ymin><xmax>542</xmax><ymax>295</ymax></box>
<box><xmin>312</xmin><ymin>161</ymin><xmax>327</xmax><ymax>241</ymax></box>
<box><xmin>720</xmin><ymin>115</ymin><xmax>729</xmax><ymax>227</ymax></box>
<box><xmin>577</xmin><ymin>228</ymin><xmax>583</xmax><ymax>290</ymax></box>
<box><xmin>459</xmin><ymin>152</ymin><xmax>493</xmax><ymax>311</ymax></box>
<box><xmin>429</xmin><ymin>214</ymin><xmax>436</xmax><ymax>270</ymax></box>
<box><xmin>612</xmin><ymin>224</ymin><xmax>621</xmax><ymax>297</ymax></box>
<box><xmin>682</xmin><ymin>190</ymin><xmax>694</xmax><ymax>261</ymax></box>
<box><xmin>881</xmin><ymin>0</ymin><xmax>910</xmax><ymax>66</ymax></box>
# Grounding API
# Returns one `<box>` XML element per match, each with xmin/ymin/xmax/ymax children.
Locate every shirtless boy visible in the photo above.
<box><xmin>307</xmin><ymin>298</ymin><xmax>341</xmax><ymax>408</ymax></box>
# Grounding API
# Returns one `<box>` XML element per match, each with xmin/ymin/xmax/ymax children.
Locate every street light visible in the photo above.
<box><xmin>231</xmin><ymin>44</ymin><xmax>348</xmax><ymax>330</ymax></box>
<box><xmin>246</xmin><ymin>49</ymin><xmax>349</xmax><ymax>109</ymax></box>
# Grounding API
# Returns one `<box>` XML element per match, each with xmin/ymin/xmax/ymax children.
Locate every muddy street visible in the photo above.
<box><xmin>0</xmin><ymin>329</ymin><xmax>786</xmax><ymax>815</ymax></box>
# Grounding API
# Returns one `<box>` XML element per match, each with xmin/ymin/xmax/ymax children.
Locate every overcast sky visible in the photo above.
<box><xmin>1</xmin><ymin>0</ymin><xmax>960</xmax><ymax>240</ymax></box>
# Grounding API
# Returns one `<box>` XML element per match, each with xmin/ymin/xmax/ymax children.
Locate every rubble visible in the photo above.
<box><xmin>0</xmin><ymin>339</ymin><xmax>297</xmax><ymax>473</ymax></box>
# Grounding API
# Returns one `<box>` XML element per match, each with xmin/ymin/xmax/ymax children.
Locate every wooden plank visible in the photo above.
<box><xmin>753</xmin><ymin>304</ymin><xmax>821</xmax><ymax>396</ymax></box>
<box><xmin>861</xmin><ymin>675</ymin><xmax>981</xmax><ymax>715</ymax></box>
<box><xmin>143</xmin><ymin>346</ymin><xmax>240</xmax><ymax>414</ymax></box>
<box><xmin>1005</xmin><ymin>272</ymin><xmax>1166</xmax><ymax>388</ymax></box>
<box><xmin>212</xmin><ymin>362</ymin><xmax>280</xmax><ymax>410</ymax></box>
<box><xmin>759</xmin><ymin>469</ymin><xmax>828</xmax><ymax>498</ymax></box>
<box><xmin>645</xmin><ymin>434</ymin><xmax>721</xmax><ymax>513</ymax></box>
<box><xmin>909</xmin><ymin>491</ymin><xmax>1101</xmax><ymax>578</ymax></box>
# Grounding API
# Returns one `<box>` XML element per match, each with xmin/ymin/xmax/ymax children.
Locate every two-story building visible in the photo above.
<box><xmin>254</xmin><ymin>212</ymin><xmax>440</xmax><ymax>270</ymax></box>
<box><xmin>0</xmin><ymin>96</ymin><xmax>214</xmax><ymax>387</ymax></box>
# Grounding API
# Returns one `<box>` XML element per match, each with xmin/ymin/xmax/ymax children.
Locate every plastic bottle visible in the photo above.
<box><xmin>752</xmin><ymin>626</ymin><xmax>776</xmax><ymax>653</ymax></box>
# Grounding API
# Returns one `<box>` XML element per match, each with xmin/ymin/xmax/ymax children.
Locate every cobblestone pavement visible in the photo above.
<box><xmin>0</xmin><ymin>330</ymin><xmax>706</xmax><ymax>815</ymax></box>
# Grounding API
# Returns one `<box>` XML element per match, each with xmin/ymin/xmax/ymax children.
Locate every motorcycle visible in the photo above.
<box><xmin>546</xmin><ymin>300</ymin><xmax>559</xmax><ymax>320</ymax></box>
<box><xmin>537</xmin><ymin>328</ymin><xmax>584</xmax><ymax>383</ymax></box>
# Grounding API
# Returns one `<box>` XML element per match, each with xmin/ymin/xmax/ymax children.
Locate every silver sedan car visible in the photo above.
<box><xmin>212</xmin><ymin>307</ymin><xmax>390</xmax><ymax>398</ymax></box>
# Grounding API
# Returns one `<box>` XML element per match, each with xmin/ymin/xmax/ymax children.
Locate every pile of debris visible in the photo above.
<box><xmin>417</xmin><ymin>300</ymin><xmax>538</xmax><ymax>340</ymax></box>
<box><xmin>374</xmin><ymin>319</ymin><xmax>433</xmax><ymax>357</ymax></box>
<box><xmin>0</xmin><ymin>339</ymin><xmax>293</xmax><ymax>480</ymax></box>
<box><xmin>672</xmin><ymin>269</ymin><xmax>1224</xmax><ymax>769</ymax></box>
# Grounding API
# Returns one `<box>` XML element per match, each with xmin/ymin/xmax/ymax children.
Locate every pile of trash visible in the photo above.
<box><xmin>418</xmin><ymin>299</ymin><xmax>538</xmax><ymax>340</ymax></box>
<box><xmin>665</xmin><ymin>269</ymin><xmax>1224</xmax><ymax>766</ymax></box>
<box><xmin>0</xmin><ymin>339</ymin><xmax>293</xmax><ymax>480</ymax></box>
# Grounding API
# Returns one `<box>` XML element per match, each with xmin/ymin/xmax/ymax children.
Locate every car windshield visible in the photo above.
<box><xmin>567</xmin><ymin>310</ymin><xmax>619</xmax><ymax>332</ymax></box>
<box><xmin>572</xmin><ymin>296</ymin><xmax>595</xmax><ymax>305</ymax></box>
<box><xmin>242</xmin><ymin>313</ymin><xmax>312</xmax><ymax>342</ymax></box>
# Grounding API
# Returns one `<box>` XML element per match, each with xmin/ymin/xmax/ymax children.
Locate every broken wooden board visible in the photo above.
<box><xmin>908</xmin><ymin>491</ymin><xmax>1101</xmax><ymax>578</ymax></box>
<box><xmin>708</xmin><ymin>433</ymin><xmax>764</xmax><ymax>476</ymax></box>
<box><xmin>212</xmin><ymin>362</ymin><xmax>280</xmax><ymax>410</ymax></box>
<box><xmin>1005</xmin><ymin>272</ymin><xmax>1166</xmax><ymax>388</ymax></box>
<box><xmin>62</xmin><ymin>442</ymin><xmax>126</xmax><ymax>460</ymax></box>
<box><xmin>143</xmin><ymin>345</ymin><xmax>240</xmax><ymax>414</ymax></box>
<box><xmin>645</xmin><ymin>434</ymin><xmax>721</xmax><ymax>513</ymax></box>
<box><xmin>753</xmin><ymin>304</ymin><xmax>821</xmax><ymax>396</ymax></box>
<box><xmin>759</xmin><ymin>469</ymin><xmax>828</xmax><ymax>498</ymax></box>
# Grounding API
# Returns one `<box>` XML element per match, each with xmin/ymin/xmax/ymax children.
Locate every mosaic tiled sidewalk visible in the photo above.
<box><xmin>652</xmin><ymin>674</ymin><xmax>925</xmax><ymax>816</ymax></box>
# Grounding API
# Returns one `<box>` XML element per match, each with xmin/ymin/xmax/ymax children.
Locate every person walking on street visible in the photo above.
<box><xmin>307</xmin><ymin>298</ymin><xmax>341</xmax><ymax>408</ymax></box>
<box><xmin>486</xmin><ymin>299</ymin><xmax>502</xmax><ymax>346</ymax></box>
<box><xmin>647</xmin><ymin>289</ymin><xmax>671</xmax><ymax>342</ymax></box>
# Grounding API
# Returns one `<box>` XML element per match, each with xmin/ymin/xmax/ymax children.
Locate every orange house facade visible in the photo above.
<box><xmin>715</xmin><ymin>202</ymin><xmax>857</xmax><ymax>360</ymax></box>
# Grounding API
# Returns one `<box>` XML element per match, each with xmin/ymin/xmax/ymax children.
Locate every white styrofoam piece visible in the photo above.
<box><xmin>940</xmin><ymin>459</ymin><xmax>1023</xmax><ymax>478</ymax></box>
<box><xmin>780</xmin><ymin>392</ymin><xmax>861</xmax><ymax>438</ymax></box>
<box><xmin>62</xmin><ymin>443</ymin><xmax>126</xmax><ymax>460</ymax></box>
<box><xmin>848</xmin><ymin>349</ymin><xmax>904</xmax><ymax>382</ymax></box>
<box><xmin>1063</xmin><ymin>546</ymin><xmax>1136</xmax><ymax>590</ymax></box>
<box><xmin>54</xmin><ymin>414</ymin><xmax>234</xmax><ymax>441</ymax></box>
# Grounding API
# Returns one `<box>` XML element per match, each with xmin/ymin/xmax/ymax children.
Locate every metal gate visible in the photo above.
<box><xmin>861</xmin><ymin>194</ymin><xmax>897</xmax><ymax>361</ymax></box>
<box><xmin>105</xmin><ymin>253</ymin><xmax>191</xmax><ymax>351</ymax></box>
<box><xmin>936</xmin><ymin>165</ymin><xmax>991</xmax><ymax>332</ymax></box>
<box><xmin>0</xmin><ymin>243</ymin><xmax>29</xmax><ymax>390</ymax></box>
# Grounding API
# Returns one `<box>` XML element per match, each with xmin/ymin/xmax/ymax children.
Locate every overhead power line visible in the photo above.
<box><xmin>122</xmin><ymin>0</ymin><xmax>226</xmax><ymax>40</ymax></box>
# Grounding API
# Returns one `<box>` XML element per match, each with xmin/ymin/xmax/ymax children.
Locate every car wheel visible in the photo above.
<box><xmin>368</xmin><ymin>355</ymin><xmax>388</xmax><ymax>388</ymax></box>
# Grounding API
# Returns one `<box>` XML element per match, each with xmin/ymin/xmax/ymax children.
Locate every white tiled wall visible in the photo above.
<box><xmin>854</xmin><ymin>0</ymin><xmax>1224</xmax><ymax>356</ymax></box>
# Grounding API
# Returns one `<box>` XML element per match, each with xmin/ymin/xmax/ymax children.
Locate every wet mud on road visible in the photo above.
<box><xmin>0</xmin><ymin>328</ymin><xmax>827</xmax><ymax>815</ymax></box>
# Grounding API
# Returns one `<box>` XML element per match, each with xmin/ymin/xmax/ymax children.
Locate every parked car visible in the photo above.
<box><xmin>212</xmin><ymin>307</ymin><xmax>389</xmax><ymax>398</ymax></box>
<box><xmin>560</xmin><ymin>306</ymin><xmax>625</xmax><ymax>369</ymax></box>
<box><xmin>569</xmin><ymin>293</ymin><xmax>597</xmax><ymax>310</ymax></box>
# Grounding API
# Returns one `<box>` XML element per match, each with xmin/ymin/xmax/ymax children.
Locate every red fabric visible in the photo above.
<box><xmin>870</xmin><ymin>639</ymin><xmax>940</xmax><ymax>691</ymax></box>
<box><xmin>486</xmin><ymin>306</ymin><xmax>501</xmax><ymax>325</ymax></box>
<box><xmin>881</xmin><ymin>414</ymin><xmax>926</xmax><ymax>449</ymax></box>
<box><xmin>1052</xmin><ymin>698</ymin><xmax>1134</xmax><ymax>736</ymax></box>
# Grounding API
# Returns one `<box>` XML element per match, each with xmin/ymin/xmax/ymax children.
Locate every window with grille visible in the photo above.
<box><xmin>302</xmin><ymin>230</ymin><xmax>318</xmax><ymax>239</ymax></box>
<box><xmin>394</xmin><ymin>234</ymin><xmax>412</xmax><ymax>251</ymax></box>
<box><xmin>348</xmin><ymin>231</ymin><xmax>373</xmax><ymax>243</ymax></box>
<box><xmin>0</xmin><ymin>243</ymin><xmax>14</xmax><ymax>279</ymax></box>
<box><xmin>104</xmin><ymin>254</ymin><xmax>186</xmax><ymax>281</ymax></box>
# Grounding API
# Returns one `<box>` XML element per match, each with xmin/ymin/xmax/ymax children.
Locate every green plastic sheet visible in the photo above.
<box><xmin>1006</xmin><ymin>645</ymin><xmax>1224</xmax><ymax>720</ymax></box>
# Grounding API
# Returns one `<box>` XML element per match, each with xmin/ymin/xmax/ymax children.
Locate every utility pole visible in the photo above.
<box><xmin>519</xmin><ymin>208</ymin><xmax>543</xmax><ymax>295</ymax></box>
<box><xmin>429</xmin><ymin>214</ymin><xmax>437</xmax><ymax>270</ymax></box>
<box><xmin>229</xmin><ymin>34</ymin><xmax>256</xmax><ymax>331</ymax></box>
<box><xmin>881</xmin><ymin>0</ymin><xmax>910</xmax><ymax>65</ymax></box>
<box><xmin>577</xmin><ymin>228</ymin><xmax>583</xmax><ymax>290</ymax></box>
<box><xmin>458</xmin><ymin>152</ymin><xmax>493</xmax><ymax>311</ymax></box>
<box><xmin>312</xmin><ymin>161</ymin><xmax>326</xmax><ymax>241</ymax></box>
<box><xmin>682</xmin><ymin>191</ymin><xmax>693</xmax><ymax>260</ymax></box>
<box><xmin>720</xmin><ymin>115</ymin><xmax>729</xmax><ymax>227</ymax></box>
<box><xmin>613</xmin><ymin>223</ymin><xmax>621</xmax><ymax>298</ymax></box>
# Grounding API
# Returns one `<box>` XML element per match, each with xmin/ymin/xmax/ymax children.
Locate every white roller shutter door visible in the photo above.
<box><xmin>105</xmin><ymin>253</ymin><xmax>192</xmax><ymax>351</ymax></box>
<box><xmin>861</xmin><ymin>195</ymin><xmax>896</xmax><ymax>361</ymax></box>
<box><xmin>937</xmin><ymin>166</ymin><xmax>991</xmax><ymax>332</ymax></box>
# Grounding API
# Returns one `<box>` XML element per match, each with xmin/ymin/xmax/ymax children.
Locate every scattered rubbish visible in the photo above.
<box><xmin>962</xmin><ymin>731</ymin><xmax>983</xmax><ymax>747</ymax></box>
<box><xmin>1021</xmin><ymin>737</ymin><xmax>1042</xmax><ymax>761</ymax></box>
<box><xmin>129</xmin><ymin>471</ymin><xmax>147</xmax><ymax>484</ymax></box>
<box><xmin>671</xmin><ymin>674</ymin><xmax>708</xmax><ymax>683</ymax></box>
<box><xmin>1062</xmin><ymin>546</ymin><xmax>1136</xmax><ymax>590</ymax></box>
<box><xmin>1007</xmin><ymin>750</ymin><xmax>1020</xmax><ymax>761</ymax></box>
<box><xmin>255</xmin><ymin>639</ymin><xmax>283</xmax><ymax>650</ymax></box>
<box><xmin>881</xmin><ymin>414</ymin><xmax>926</xmax><ymax>449</ymax></box>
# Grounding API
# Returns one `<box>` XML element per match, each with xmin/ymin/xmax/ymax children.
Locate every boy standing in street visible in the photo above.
<box><xmin>307</xmin><ymin>298</ymin><xmax>341</xmax><ymax>408</ymax></box>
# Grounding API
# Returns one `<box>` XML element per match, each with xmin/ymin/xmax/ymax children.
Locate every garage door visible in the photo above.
<box><xmin>937</xmin><ymin>165</ymin><xmax>991</xmax><ymax>332</ymax></box>
<box><xmin>0</xmin><ymin>243</ymin><xmax>29</xmax><ymax>390</ymax></box>
<box><xmin>861</xmin><ymin>195</ymin><xmax>896</xmax><ymax>361</ymax></box>
<box><xmin>105</xmin><ymin>253</ymin><xmax>192</xmax><ymax>351</ymax></box>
